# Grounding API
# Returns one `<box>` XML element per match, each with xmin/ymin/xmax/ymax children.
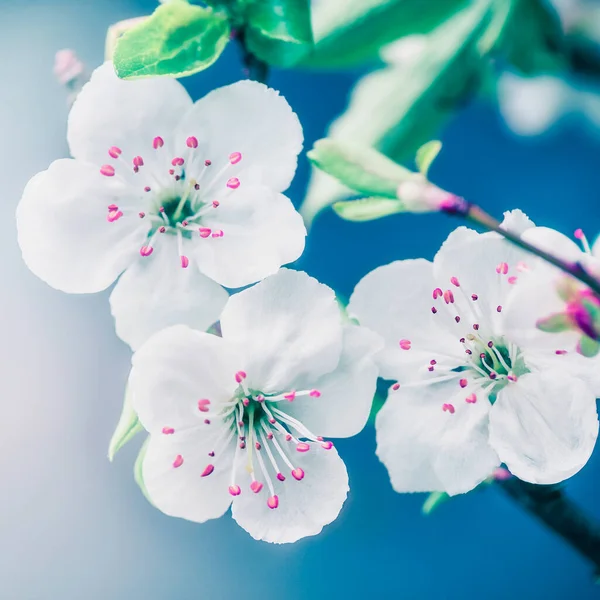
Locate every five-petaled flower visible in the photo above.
<box><xmin>129</xmin><ymin>269</ymin><xmax>381</xmax><ymax>543</ymax></box>
<box><xmin>348</xmin><ymin>210</ymin><xmax>599</xmax><ymax>495</ymax></box>
<box><xmin>503</xmin><ymin>226</ymin><xmax>600</xmax><ymax>358</ymax></box>
<box><xmin>16</xmin><ymin>62</ymin><xmax>306</xmax><ymax>349</ymax></box>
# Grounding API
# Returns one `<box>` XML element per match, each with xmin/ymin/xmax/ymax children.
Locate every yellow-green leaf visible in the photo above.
<box><xmin>415</xmin><ymin>140</ymin><xmax>442</xmax><ymax>175</ymax></box>
<box><xmin>114</xmin><ymin>2</ymin><xmax>230</xmax><ymax>79</ymax></box>
<box><xmin>333</xmin><ymin>197</ymin><xmax>405</xmax><ymax>222</ymax></box>
<box><xmin>108</xmin><ymin>385</ymin><xmax>144</xmax><ymax>462</ymax></box>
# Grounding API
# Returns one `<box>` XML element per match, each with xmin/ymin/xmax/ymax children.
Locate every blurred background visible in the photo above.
<box><xmin>2</xmin><ymin>0</ymin><xmax>600</xmax><ymax>598</ymax></box>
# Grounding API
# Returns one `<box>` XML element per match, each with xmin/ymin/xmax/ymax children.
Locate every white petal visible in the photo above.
<box><xmin>220</xmin><ymin>269</ymin><xmax>343</xmax><ymax>393</ymax></box>
<box><xmin>68</xmin><ymin>62</ymin><xmax>192</xmax><ymax>166</ymax></box>
<box><xmin>521</xmin><ymin>227</ymin><xmax>583</xmax><ymax>263</ymax></box>
<box><xmin>130</xmin><ymin>326</ymin><xmax>241</xmax><ymax>433</ymax></box>
<box><xmin>433</xmin><ymin>224</ymin><xmax>531</xmax><ymax>332</ymax></box>
<box><xmin>285</xmin><ymin>325</ymin><xmax>382</xmax><ymax>438</ymax></box>
<box><xmin>489</xmin><ymin>372</ymin><xmax>598</xmax><ymax>484</ymax></box>
<box><xmin>175</xmin><ymin>80</ymin><xmax>302</xmax><ymax>192</ymax></box>
<box><xmin>231</xmin><ymin>444</ymin><xmax>348</xmax><ymax>543</ymax></box>
<box><xmin>110</xmin><ymin>237</ymin><xmax>228</xmax><ymax>350</ymax></box>
<box><xmin>376</xmin><ymin>379</ymin><xmax>499</xmax><ymax>496</ymax></box>
<box><xmin>503</xmin><ymin>265</ymin><xmax>580</xmax><ymax>352</ymax></box>
<box><xmin>193</xmin><ymin>185</ymin><xmax>306</xmax><ymax>289</ymax></box>
<box><xmin>348</xmin><ymin>259</ymin><xmax>461</xmax><ymax>381</ymax></box>
<box><xmin>16</xmin><ymin>159</ymin><xmax>147</xmax><ymax>293</ymax></box>
<box><xmin>142</xmin><ymin>427</ymin><xmax>233</xmax><ymax>523</ymax></box>
<box><xmin>499</xmin><ymin>209</ymin><xmax>535</xmax><ymax>234</ymax></box>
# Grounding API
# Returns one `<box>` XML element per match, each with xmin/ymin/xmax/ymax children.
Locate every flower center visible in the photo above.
<box><xmin>164</xmin><ymin>371</ymin><xmax>331</xmax><ymax>511</ymax></box>
<box><xmin>394</xmin><ymin>262</ymin><xmax>535</xmax><ymax>412</ymax></box>
<box><xmin>101</xmin><ymin>137</ymin><xmax>243</xmax><ymax>268</ymax></box>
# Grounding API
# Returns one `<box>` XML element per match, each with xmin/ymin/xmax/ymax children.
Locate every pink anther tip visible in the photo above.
<box><xmin>296</xmin><ymin>442</ymin><xmax>310</xmax><ymax>453</ymax></box>
<box><xmin>229</xmin><ymin>152</ymin><xmax>242</xmax><ymax>165</ymax></box>
<box><xmin>100</xmin><ymin>165</ymin><xmax>115</xmax><ymax>177</ymax></box>
<box><xmin>267</xmin><ymin>495</ymin><xmax>279</xmax><ymax>509</ymax></box>
<box><xmin>197</xmin><ymin>399</ymin><xmax>210</xmax><ymax>412</ymax></box>
<box><xmin>201</xmin><ymin>464</ymin><xmax>215</xmax><ymax>477</ymax></box>
<box><xmin>250</xmin><ymin>481</ymin><xmax>263</xmax><ymax>494</ymax></box>
<box><xmin>292</xmin><ymin>467</ymin><xmax>305</xmax><ymax>481</ymax></box>
<box><xmin>186</xmin><ymin>136</ymin><xmax>198</xmax><ymax>148</ymax></box>
<box><xmin>173</xmin><ymin>455</ymin><xmax>184</xmax><ymax>468</ymax></box>
<box><xmin>229</xmin><ymin>485</ymin><xmax>241</xmax><ymax>496</ymax></box>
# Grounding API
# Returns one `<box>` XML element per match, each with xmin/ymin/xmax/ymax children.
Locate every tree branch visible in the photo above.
<box><xmin>498</xmin><ymin>478</ymin><xmax>600</xmax><ymax>579</ymax></box>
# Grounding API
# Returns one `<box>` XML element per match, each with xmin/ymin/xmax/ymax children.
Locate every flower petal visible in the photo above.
<box><xmin>231</xmin><ymin>444</ymin><xmax>348</xmax><ymax>543</ymax></box>
<box><xmin>285</xmin><ymin>325</ymin><xmax>382</xmax><ymax>438</ymax></box>
<box><xmin>489</xmin><ymin>371</ymin><xmax>598</xmax><ymax>484</ymax></box>
<box><xmin>175</xmin><ymin>80</ymin><xmax>302</xmax><ymax>192</ymax></box>
<box><xmin>433</xmin><ymin>215</ymin><xmax>534</xmax><ymax>333</ymax></box>
<box><xmin>220</xmin><ymin>269</ymin><xmax>343</xmax><ymax>393</ymax></box>
<box><xmin>68</xmin><ymin>62</ymin><xmax>192</xmax><ymax>166</ymax></box>
<box><xmin>110</xmin><ymin>236</ymin><xmax>228</xmax><ymax>350</ymax></box>
<box><xmin>521</xmin><ymin>227</ymin><xmax>582</xmax><ymax>263</ymax></box>
<box><xmin>348</xmin><ymin>259</ymin><xmax>461</xmax><ymax>381</ymax></box>
<box><xmin>130</xmin><ymin>326</ymin><xmax>241</xmax><ymax>434</ymax></box>
<box><xmin>376</xmin><ymin>379</ymin><xmax>499</xmax><ymax>496</ymax></box>
<box><xmin>193</xmin><ymin>185</ymin><xmax>306</xmax><ymax>289</ymax></box>
<box><xmin>16</xmin><ymin>159</ymin><xmax>147</xmax><ymax>293</ymax></box>
<box><xmin>142</xmin><ymin>427</ymin><xmax>233</xmax><ymax>523</ymax></box>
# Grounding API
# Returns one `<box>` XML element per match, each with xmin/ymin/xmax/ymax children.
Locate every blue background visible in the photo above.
<box><xmin>1</xmin><ymin>1</ymin><xmax>600</xmax><ymax>598</ymax></box>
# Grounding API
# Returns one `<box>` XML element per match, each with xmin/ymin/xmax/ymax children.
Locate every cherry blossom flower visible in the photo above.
<box><xmin>348</xmin><ymin>210</ymin><xmax>599</xmax><ymax>495</ymax></box>
<box><xmin>503</xmin><ymin>226</ymin><xmax>600</xmax><ymax>357</ymax></box>
<box><xmin>128</xmin><ymin>269</ymin><xmax>381</xmax><ymax>543</ymax></box>
<box><xmin>16</xmin><ymin>62</ymin><xmax>306</xmax><ymax>349</ymax></box>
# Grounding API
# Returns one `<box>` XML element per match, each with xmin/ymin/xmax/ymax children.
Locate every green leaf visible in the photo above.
<box><xmin>308</xmin><ymin>138</ymin><xmax>412</xmax><ymax>198</ymax></box>
<box><xmin>422</xmin><ymin>491</ymin><xmax>450</xmax><ymax>515</ymax></box>
<box><xmin>304</xmin><ymin>0</ymin><xmax>469</xmax><ymax>69</ymax></box>
<box><xmin>504</xmin><ymin>0</ymin><xmax>566</xmax><ymax>75</ymax></box>
<box><xmin>108</xmin><ymin>385</ymin><xmax>144</xmax><ymax>462</ymax></box>
<box><xmin>114</xmin><ymin>2</ymin><xmax>230</xmax><ymax>79</ymax></box>
<box><xmin>415</xmin><ymin>140</ymin><xmax>442</xmax><ymax>175</ymax></box>
<box><xmin>244</xmin><ymin>0</ymin><xmax>314</xmax><ymax>67</ymax></box>
<box><xmin>333</xmin><ymin>197</ymin><xmax>405</xmax><ymax>222</ymax></box>
<box><xmin>301</xmin><ymin>1</ymin><xmax>496</xmax><ymax>224</ymax></box>
<box><xmin>134</xmin><ymin>437</ymin><xmax>154</xmax><ymax>505</ymax></box>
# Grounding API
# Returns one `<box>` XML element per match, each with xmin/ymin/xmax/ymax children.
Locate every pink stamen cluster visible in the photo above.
<box><xmin>100</xmin><ymin>135</ymin><xmax>244</xmax><ymax>268</ymax></box>
<box><xmin>161</xmin><ymin>371</ymin><xmax>330</xmax><ymax>511</ymax></box>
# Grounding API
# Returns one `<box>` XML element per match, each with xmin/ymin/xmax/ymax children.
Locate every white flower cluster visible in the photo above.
<box><xmin>16</xmin><ymin>63</ymin><xmax>599</xmax><ymax>543</ymax></box>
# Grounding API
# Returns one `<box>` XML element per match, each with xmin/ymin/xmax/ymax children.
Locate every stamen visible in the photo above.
<box><xmin>199</xmin><ymin>227</ymin><xmax>212</xmax><ymax>238</ymax></box>
<box><xmin>153</xmin><ymin>136</ymin><xmax>164</xmax><ymax>149</ymax></box>
<box><xmin>442</xmin><ymin>403</ymin><xmax>455</xmax><ymax>414</ymax></box>
<box><xmin>162</xmin><ymin>426</ymin><xmax>175</xmax><ymax>435</ymax></box>
<box><xmin>399</xmin><ymin>339</ymin><xmax>412</xmax><ymax>350</ymax></box>
<box><xmin>465</xmin><ymin>393</ymin><xmax>477</xmax><ymax>403</ymax></box>
<box><xmin>229</xmin><ymin>152</ymin><xmax>242</xmax><ymax>164</ymax></box>
<box><xmin>173</xmin><ymin>455</ymin><xmax>184</xmax><ymax>468</ymax></box>
<box><xmin>227</xmin><ymin>177</ymin><xmax>240</xmax><ymax>189</ymax></box>
<box><xmin>186</xmin><ymin>136</ymin><xmax>198</xmax><ymax>149</ymax></box>
<box><xmin>496</xmin><ymin>262</ymin><xmax>509</xmax><ymax>275</ymax></box>
<box><xmin>575</xmin><ymin>228</ymin><xmax>592</xmax><ymax>254</ymax></box>
<box><xmin>108</xmin><ymin>146</ymin><xmax>122</xmax><ymax>158</ymax></box>
<box><xmin>100</xmin><ymin>165</ymin><xmax>115</xmax><ymax>177</ymax></box>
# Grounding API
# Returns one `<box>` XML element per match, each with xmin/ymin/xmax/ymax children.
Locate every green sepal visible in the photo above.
<box><xmin>114</xmin><ymin>2</ymin><xmax>230</xmax><ymax>79</ymax></box>
<box><xmin>578</xmin><ymin>335</ymin><xmax>600</xmax><ymax>358</ymax></box>
<box><xmin>415</xmin><ymin>140</ymin><xmax>442</xmax><ymax>176</ymax></box>
<box><xmin>134</xmin><ymin>437</ymin><xmax>154</xmax><ymax>505</ymax></box>
<box><xmin>308</xmin><ymin>138</ymin><xmax>412</xmax><ymax>198</ymax></box>
<box><xmin>108</xmin><ymin>385</ymin><xmax>144</xmax><ymax>462</ymax></box>
<box><xmin>535</xmin><ymin>312</ymin><xmax>572</xmax><ymax>334</ymax></box>
<box><xmin>333</xmin><ymin>197</ymin><xmax>405</xmax><ymax>222</ymax></box>
<box><xmin>422</xmin><ymin>491</ymin><xmax>450</xmax><ymax>515</ymax></box>
<box><xmin>244</xmin><ymin>0</ymin><xmax>314</xmax><ymax>67</ymax></box>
